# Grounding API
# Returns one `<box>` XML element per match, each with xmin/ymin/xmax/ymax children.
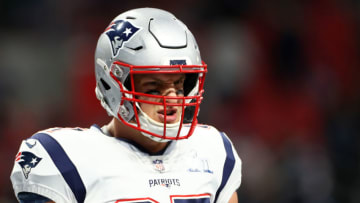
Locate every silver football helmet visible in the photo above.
<box><xmin>95</xmin><ymin>8</ymin><xmax>207</xmax><ymax>142</ymax></box>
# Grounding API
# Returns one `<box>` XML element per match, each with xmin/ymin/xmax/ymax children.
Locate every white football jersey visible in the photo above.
<box><xmin>11</xmin><ymin>124</ymin><xmax>242</xmax><ymax>203</ymax></box>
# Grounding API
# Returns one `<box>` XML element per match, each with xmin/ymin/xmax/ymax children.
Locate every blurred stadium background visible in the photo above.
<box><xmin>1</xmin><ymin>0</ymin><xmax>359</xmax><ymax>202</ymax></box>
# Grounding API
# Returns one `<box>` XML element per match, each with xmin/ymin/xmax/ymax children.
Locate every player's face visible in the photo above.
<box><xmin>133</xmin><ymin>73</ymin><xmax>185</xmax><ymax>124</ymax></box>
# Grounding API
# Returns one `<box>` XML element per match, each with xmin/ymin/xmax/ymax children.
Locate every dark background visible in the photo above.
<box><xmin>1</xmin><ymin>0</ymin><xmax>359</xmax><ymax>202</ymax></box>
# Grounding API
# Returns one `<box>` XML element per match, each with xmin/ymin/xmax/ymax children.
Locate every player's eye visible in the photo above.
<box><xmin>176</xmin><ymin>89</ymin><xmax>184</xmax><ymax>95</ymax></box>
<box><xmin>174</xmin><ymin>78</ymin><xmax>185</xmax><ymax>86</ymax></box>
<box><xmin>147</xmin><ymin>81</ymin><xmax>160</xmax><ymax>86</ymax></box>
<box><xmin>145</xmin><ymin>90</ymin><xmax>161</xmax><ymax>95</ymax></box>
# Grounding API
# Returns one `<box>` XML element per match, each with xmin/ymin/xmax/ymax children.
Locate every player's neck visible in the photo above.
<box><xmin>106</xmin><ymin>118</ymin><xmax>169</xmax><ymax>155</ymax></box>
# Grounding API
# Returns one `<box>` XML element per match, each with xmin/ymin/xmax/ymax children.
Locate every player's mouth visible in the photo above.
<box><xmin>157</xmin><ymin>108</ymin><xmax>178</xmax><ymax>123</ymax></box>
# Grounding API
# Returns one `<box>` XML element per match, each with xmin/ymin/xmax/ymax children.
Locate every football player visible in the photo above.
<box><xmin>11</xmin><ymin>8</ymin><xmax>242</xmax><ymax>203</ymax></box>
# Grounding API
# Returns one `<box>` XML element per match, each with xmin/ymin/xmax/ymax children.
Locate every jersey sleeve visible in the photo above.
<box><xmin>214</xmin><ymin>132</ymin><xmax>242</xmax><ymax>203</ymax></box>
<box><xmin>10</xmin><ymin>132</ymin><xmax>78</xmax><ymax>203</ymax></box>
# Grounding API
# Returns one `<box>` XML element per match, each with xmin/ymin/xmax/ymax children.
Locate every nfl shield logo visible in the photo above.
<box><xmin>153</xmin><ymin>159</ymin><xmax>165</xmax><ymax>173</ymax></box>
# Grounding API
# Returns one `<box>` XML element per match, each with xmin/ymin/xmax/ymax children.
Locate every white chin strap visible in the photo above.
<box><xmin>130</xmin><ymin>106</ymin><xmax>190</xmax><ymax>142</ymax></box>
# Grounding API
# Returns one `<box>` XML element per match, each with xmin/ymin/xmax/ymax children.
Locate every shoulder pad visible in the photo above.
<box><xmin>10</xmin><ymin>132</ymin><xmax>81</xmax><ymax>202</ymax></box>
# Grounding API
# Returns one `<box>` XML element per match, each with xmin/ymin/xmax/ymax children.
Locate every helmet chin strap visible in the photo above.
<box><xmin>129</xmin><ymin>103</ymin><xmax>190</xmax><ymax>142</ymax></box>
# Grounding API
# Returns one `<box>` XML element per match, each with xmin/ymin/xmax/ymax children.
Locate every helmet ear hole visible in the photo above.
<box><xmin>100</xmin><ymin>78</ymin><xmax>111</xmax><ymax>90</ymax></box>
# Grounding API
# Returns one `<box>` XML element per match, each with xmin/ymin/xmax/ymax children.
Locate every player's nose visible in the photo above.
<box><xmin>163</xmin><ymin>88</ymin><xmax>180</xmax><ymax>104</ymax></box>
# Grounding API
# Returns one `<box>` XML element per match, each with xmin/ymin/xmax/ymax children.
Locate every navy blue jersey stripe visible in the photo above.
<box><xmin>32</xmin><ymin>133</ymin><xmax>86</xmax><ymax>203</ymax></box>
<box><xmin>214</xmin><ymin>132</ymin><xmax>236</xmax><ymax>203</ymax></box>
<box><xmin>18</xmin><ymin>192</ymin><xmax>52</xmax><ymax>203</ymax></box>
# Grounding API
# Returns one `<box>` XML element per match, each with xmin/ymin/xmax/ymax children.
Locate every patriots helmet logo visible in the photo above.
<box><xmin>105</xmin><ymin>20</ymin><xmax>140</xmax><ymax>57</ymax></box>
<box><xmin>15</xmin><ymin>151</ymin><xmax>42</xmax><ymax>179</ymax></box>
